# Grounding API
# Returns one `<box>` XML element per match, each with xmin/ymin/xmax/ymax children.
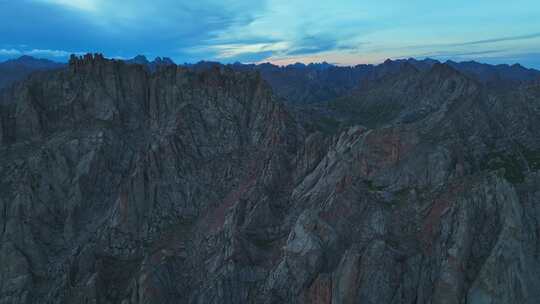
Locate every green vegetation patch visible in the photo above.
<box><xmin>522</xmin><ymin>146</ymin><xmax>540</xmax><ymax>170</ymax></box>
<box><xmin>480</xmin><ymin>152</ymin><xmax>525</xmax><ymax>184</ymax></box>
<box><xmin>305</xmin><ymin>115</ymin><xmax>343</xmax><ymax>134</ymax></box>
<box><xmin>363</xmin><ymin>179</ymin><xmax>386</xmax><ymax>192</ymax></box>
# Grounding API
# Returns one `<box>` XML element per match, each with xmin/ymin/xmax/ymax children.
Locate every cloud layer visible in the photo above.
<box><xmin>1</xmin><ymin>0</ymin><xmax>539</xmax><ymax>68</ymax></box>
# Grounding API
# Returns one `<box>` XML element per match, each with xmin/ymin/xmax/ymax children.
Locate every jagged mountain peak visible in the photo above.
<box><xmin>2</xmin><ymin>55</ymin><xmax>63</xmax><ymax>68</ymax></box>
<box><xmin>12</xmin><ymin>55</ymin><xmax>40</xmax><ymax>63</ymax></box>
<box><xmin>123</xmin><ymin>54</ymin><xmax>176</xmax><ymax>71</ymax></box>
<box><xmin>130</xmin><ymin>54</ymin><xmax>150</xmax><ymax>64</ymax></box>
<box><xmin>69</xmin><ymin>53</ymin><xmax>107</xmax><ymax>65</ymax></box>
<box><xmin>0</xmin><ymin>55</ymin><xmax>65</xmax><ymax>89</ymax></box>
<box><xmin>428</xmin><ymin>61</ymin><xmax>463</xmax><ymax>77</ymax></box>
<box><xmin>153</xmin><ymin>56</ymin><xmax>174</xmax><ymax>65</ymax></box>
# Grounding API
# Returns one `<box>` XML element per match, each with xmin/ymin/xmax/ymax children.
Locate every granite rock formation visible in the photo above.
<box><xmin>0</xmin><ymin>54</ymin><xmax>540</xmax><ymax>304</ymax></box>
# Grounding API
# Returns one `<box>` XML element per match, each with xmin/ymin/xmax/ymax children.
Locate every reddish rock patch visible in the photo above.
<box><xmin>206</xmin><ymin>180</ymin><xmax>254</xmax><ymax>233</ymax></box>
<box><xmin>356</xmin><ymin>128</ymin><xmax>418</xmax><ymax>178</ymax></box>
<box><xmin>204</xmin><ymin>161</ymin><xmax>260</xmax><ymax>233</ymax></box>
<box><xmin>303</xmin><ymin>274</ymin><xmax>332</xmax><ymax>304</ymax></box>
<box><xmin>420</xmin><ymin>198</ymin><xmax>450</xmax><ymax>252</ymax></box>
<box><xmin>335</xmin><ymin>174</ymin><xmax>352</xmax><ymax>193</ymax></box>
<box><xmin>320</xmin><ymin>200</ymin><xmax>353</xmax><ymax>223</ymax></box>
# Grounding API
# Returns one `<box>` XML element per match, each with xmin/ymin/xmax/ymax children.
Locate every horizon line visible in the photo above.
<box><xmin>1</xmin><ymin>53</ymin><xmax>539</xmax><ymax>71</ymax></box>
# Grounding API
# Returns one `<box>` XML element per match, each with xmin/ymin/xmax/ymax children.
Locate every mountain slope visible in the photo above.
<box><xmin>0</xmin><ymin>54</ymin><xmax>299</xmax><ymax>303</ymax></box>
<box><xmin>0</xmin><ymin>54</ymin><xmax>540</xmax><ymax>304</ymax></box>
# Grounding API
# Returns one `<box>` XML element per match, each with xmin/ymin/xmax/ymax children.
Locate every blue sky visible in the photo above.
<box><xmin>1</xmin><ymin>0</ymin><xmax>539</xmax><ymax>68</ymax></box>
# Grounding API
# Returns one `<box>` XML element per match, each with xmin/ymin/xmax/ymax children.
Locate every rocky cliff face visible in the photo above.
<box><xmin>1</xmin><ymin>54</ymin><xmax>540</xmax><ymax>304</ymax></box>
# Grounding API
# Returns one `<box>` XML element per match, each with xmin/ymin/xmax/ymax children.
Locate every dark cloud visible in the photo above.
<box><xmin>225</xmin><ymin>50</ymin><xmax>275</xmax><ymax>63</ymax></box>
<box><xmin>0</xmin><ymin>0</ymin><xmax>266</xmax><ymax>62</ymax></box>
<box><xmin>286</xmin><ymin>35</ymin><xmax>339</xmax><ymax>55</ymax></box>
<box><xmin>1</xmin><ymin>1</ymin><xmax>538</xmax><ymax>68</ymax></box>
<box><xmin>414</xmin><ymin>49</ymin><xmax>508</xmax><ymax>58</ymax></box>
<box><xmin>455</xmin><ymin>32</ymin><xmax>540</xmax><ymax>46</ymax></box>
<box><xmin>206</xmin><ymin>37</ymin><xmax>282</xmax><ymax>46</ymax></box>
<box><xmin>400</xmin><ymin>32</ymin><xmax>540</xmax><ymax>51</ymax></box>
<box><xmin>0</xmin><ymin>1</ymin><xmax>99</xmax><ymax>52</ymax></box>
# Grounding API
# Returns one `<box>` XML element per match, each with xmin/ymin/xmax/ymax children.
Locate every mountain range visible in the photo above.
<box><xmin>0</xmin><ymin>53</ymin><xmax>540</xmax><ymax>303</ymax></box>
<box><xmin>0</xmin><ymin>55</ymin><xmax>64</xmax><ymax>89</ymax></box>
<box><xmin>2</xmin><ymin>55</ymin><xmax>539</xmax><ymax>101</ymax></box>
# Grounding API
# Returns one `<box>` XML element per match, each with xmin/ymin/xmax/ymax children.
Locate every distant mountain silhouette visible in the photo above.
<box><xmin>189</xmin><ymin>58</ymin><xmax>540</xmax><ymax>104</ymax></box>
<box><xmin>445</xmin><ymin>60</ymin><xmax>540</xmax><ymax>83</ymax></box>
<box><xmin>2</xmin><ymin>55</ymin><xmax>539</xmax><ymax>102</ymax></box>
<box><xmin>0</xmin><ymin>56</ymin><xmax>64</xmax><ymax>88</ymax></box>
<box><xmin>125</xmin><ymin>55</ymin><xmax>175</xmax><ymax>71</ymax></box>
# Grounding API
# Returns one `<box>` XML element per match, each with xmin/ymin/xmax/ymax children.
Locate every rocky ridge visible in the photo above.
<box><xmin>0</xmin><ymin>54</ymin><xmax>539</xmax><ymax>303</ymax></box>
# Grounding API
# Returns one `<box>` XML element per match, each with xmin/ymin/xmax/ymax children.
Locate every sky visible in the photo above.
<box><xmin>1</xmin><ymin>0</ymin><xmax>539</xmax><ymax>68</ymax></box>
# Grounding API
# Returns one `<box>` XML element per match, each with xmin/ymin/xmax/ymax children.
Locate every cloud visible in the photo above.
<box><xmin>207</xmin><ymin>0</ymin><xmax>377</xmax><ymax>62</ymax></box>
<box><xmin>413</xmin><ymin>49</ymin><xmax>509</xmax><ymax>59</ymax></box>
<box><xmin>384</xmin><ymin>32</ymin><xmax>540</xmax><ymax>52</ymax></box>
<box><xmin>2</xmin><ymin>0</ymin><xmax>267</xmax><ymax>62</ymax></box>
<box><xmin>208</xmin><ymin>40</ymin><xmax>290</xmax><ymax>62</ymax></box>
<box><xmin>454</xmin><ymin>32</ymin><xmax>540</xmax><ymax>47</ymax></box>
<box><xmin>27</xmin><ymin>49</ymin><xmax>84</xmax><ymax>57</ymax></box>
<box><xmin>0</xmin><ymin>49</ymin><xmax>21</xmax><ymax>56</ymax></box>
<box><xmin>0</xmin><ymin>48</ymin><xmax>84</xmax><ymax>59</ymax></box>
<box><xmin>35</xmin><ymin>0</ymin><xmax>97</xmax><ymax>11</ymax></box>
<box><xmin>227</xmin><ymin>51</ymin><xmax>276</xmax><ymax>63</ymax></box>
<box><xmin>2</xmin><ymin>0</ymin><xmax>540</xmax><ymax>67</ymax></box>
<box><xmin>285</xmin><ymin>36</ymin><xmax>338</xmax><ymax>55</ymax></box>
